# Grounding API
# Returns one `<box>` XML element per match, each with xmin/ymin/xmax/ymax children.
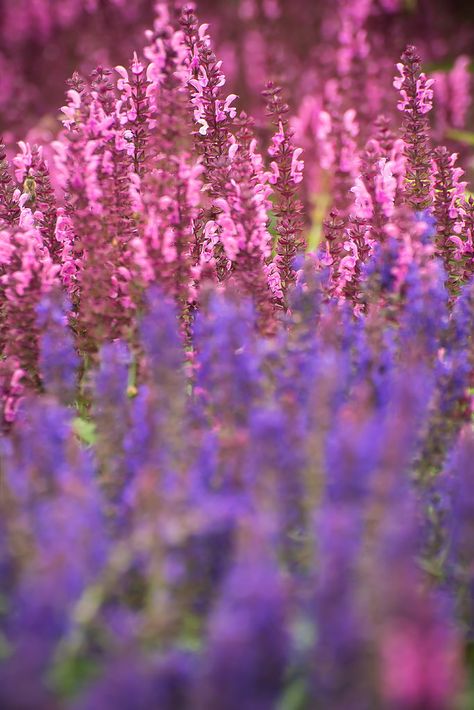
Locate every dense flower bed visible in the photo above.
<box><xmin>1</xmin><ymin>1</ymin><xmax>474</xmax><ymax>707</ymax></box>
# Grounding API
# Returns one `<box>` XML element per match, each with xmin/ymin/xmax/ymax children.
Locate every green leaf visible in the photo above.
<box><xmin>418</xmin><ymin>555</ymin><xmax>445</xmax><ymax>580</ymax></box>
<box><xmin>177</xmin><ymin>613</ymin><xmax>203</xmax><ymax>652</ymax></box>
<box><xmin>72</xmin><ymin>417</ymin><xmax>97</xmax><ymax>446</ymax></box>
<box><xmin>292</xmin><ymin>616</ymin><xmax>316</xmax><ymax>652</ymax></box>
<box><xmin>0</xmin><ymin>632</ymin><xmax>11</xmax><ymax>660</ymax></box>
<box><xmin>127</xmin><ymin>357</ymin><xmax>138</xmax><ymax>398</ymax></box>
<box><xmin>278</xmin><ymin>678</ymin><xmax>310</xmax><ymax>710</ymax></box>
<box><xmin>446</xmin><ymin>129</ymin><xmax>474</xmax><ymax>147</ymax></box>
<box><xmin>48</xmin><ymin>654</ymin><xmax>100</xmax><ymax>699</ymax></box>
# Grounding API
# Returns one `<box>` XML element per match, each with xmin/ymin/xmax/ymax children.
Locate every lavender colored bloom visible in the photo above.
<box><xmin>194</xmin><ymin>294</ymin><xmax>262</xmax><ymax>423</ymax></box>
<box><xmin>313</xmin><ymin>505</ymin><xmax>372</xmax><ymax>709</ymax></box>
<box><xmin>37</xmin><ymin>290</ymin><xmax>79</xmax><ymax>405</ymax></box>
<box><xmin>361</xmin><ymin>237</ymin><xmax>399</xmax><ymax>298</ymax></box>
<box><xmin>123</xmin><ymin>382</ymin><xmax>184</xmax><ymax>506</ymax></box>
<box><xmin>123</xmin><ymin>288</ymin><xmax>189</xmax><ymax>512</ymax></box>
<box><xmin>139</xmin><ymin>287</ymin><xmax>184</xmax><ymax>385</ymax></box>
<box><xmin>376</xmin><ymin>482</ymin><xmax>462</xmax><ymax>710</ymax></box>
<box><xmin>75</xmin><ymin>651</ymin><xmax>197</xmax><ymax>710</ymax></box>
<box><xmin>246</xmin><ymin>404</ymin><xmax>306</xmax><ymax>563</ymax></box>
<box><xmin>325</xmin><ymin>403</ymin><xmax>382</xmax><ymax>505</ymax></box>
<box><xmin>197</xmin><ymin>530</ymin><xmax>288</xmax><ymax>710</ymax></box>
<box><xmin>2</xmin><ymin>396</ymin><xmax>76</xmax><ymax>502</ymax></box>
<box><xmin>442</xmin><ymin>428</ymin><xmax>474</xmax><ymax>633</ymax></box>
<box><xmin>279</xmin><ymin>259</ymin><xmax>324</xmax><ymax>409</ymax></box>
<box><xmin>1</xmin><ymin>2</ymin><xmax>474</xmax><ymax>707</ymax></box>
<box><xmin>0</xmin><ymin>399</ymin><xmax>107</xmax><ymax>710</ymax></box>
<box><xmin>415</xmin><ymin>208</ymin><xmax>437</xmax><ymax>243</ymax></box>
<box><xmin>312</xmin><ymin>390</ymin><xmax>386</xmax><ymax>707</ymax></box>
<box><xmin>93</xmin><ymin>340</ymin><xmax>131</xmax><ymax>512</ymax></box>
<box><xmin>399</xmin><ymin>261</ymin><xmax>449</xmax><ymax>360</ymax></box>
<box><xmin>192</xmin><ymin>295</ymin><xmax>263</xmax><ymax>497</ymax></box>
<box><xmin>183</xmin><ymin>514</ymin><xmax>237</xmax><ymax>616</ymax></box>
<box><xmin>415</xmin><ymin>275</ymin><xmax>472</xmax><ymax>479</ymax></box>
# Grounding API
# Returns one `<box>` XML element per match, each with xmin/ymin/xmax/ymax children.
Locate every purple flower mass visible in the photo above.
<box><xmin>1</xmin><ymin>0</ymin><xmax>474</xmax><ymax>707</ymax></box>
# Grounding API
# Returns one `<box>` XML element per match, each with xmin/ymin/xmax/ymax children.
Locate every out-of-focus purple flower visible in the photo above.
<box><xmin>377</xmin><ymin>485</ymin><xmax>463</xmax><ymax>710</ymax></box>
<box><xmin>139</xmin><ymin>287</ymin><xmax>184</xmax><ymax>385</ymax></box>
<box><xmin>399</xmin><ymin>260</ymin><xmax>449</xmax><ymax>360</ymax></box>
<box><xmin>93</xmin><ymin>340</ymin><xmax>131</xmax><ymax>511</ymax></box>
<box><xmin>246</xmin><ymin>404</ymin><xmax>306</xmax><ymax>562</ymax></box>
<box><xmin>197</xmin><ymin>527</ymin><xmax>288</xmax><ymax>710</ymax></box>
<box><xmin>442</xmin><ymin>427</ymin><xmax>474</xmax><ymax>633</ymax></box>
<box><xmin>37</xmin><ymin>290</ymin><xmax>79</xmax><ymax>405</ymax></box>
<box><xmin>0</xmin><ymin>396</ymin><xmax>107</xmax><ymax>709</ymax></box>
<box><xmin>75</xmin><ymin>651</ymin><xmax>197</xmax><ymax>710</ymax></box>
<box><xmin>123</xmin><ymin>287</ymin><xmax>188</xmax><ymax>513</ymax></box>
<box><xmin>313</xmin><ymin>503</ymin><xmax>372</xmax><ymax>708</ymax></box>
<box><xmin>312</xmin><ymin>387</ymin><xmax>384</xmax><ymax>707</ymax></box>
<box><xmin>194</xmin><ymin>293</ymin><xmax>262</xmax><ymax>427</ymax></box>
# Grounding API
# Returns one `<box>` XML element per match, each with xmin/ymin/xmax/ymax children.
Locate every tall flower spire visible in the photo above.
<box><xmin>263</xmin><ymin>81</ymin><xmax>305</xmax><ymax>302</ymax></box>
<box><xmin>0</xmin><ymin>139</ymin><xmax>20</xmax><ymax>228</ymax></box>
<box><xmin>432</xmin><ymin>146</ymin><xmax>467</xmax><ymax>297</ymax></box>
<box><xmin>394</xmin><ymin>45</ymin><xmax>434</xmax><ymax>210</ymax></box>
